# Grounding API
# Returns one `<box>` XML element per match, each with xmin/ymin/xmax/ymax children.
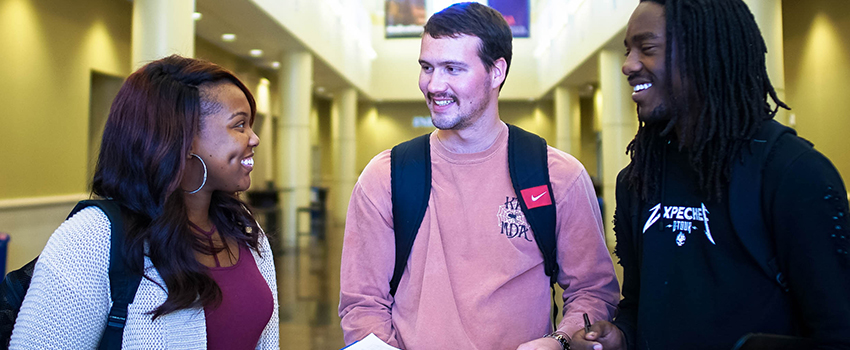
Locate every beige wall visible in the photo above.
<box><xmin>355</xmin><ymin>100</ymin><xmax>555</xmax><ymax>173</ymax></box>
<box><xmin>783</xmin><ymin>0</ymin><xmax>850</xmax><ymax>182</ymax></box>
<box><xmin>356</xmin><ymin>101</ymin><xmax>432</xmax><ymax>172</ymax></box>
<box><xmin>0</xmin><ymin>0</ymin><xmax>282</xmax><ymax>270</ymax></box>
<box><xmin>0</xmin><ymin>2</ymin><xmax>275</xmax><ymax>202</ymax></box>
<box><xmin>0</xmin><ymin>0</ymin><xmax>132</xmax><ymax>199</ymax></box>
<box><xmin>0</xmin><ymin>0</ymin><xmax>131</xmax><ymax>270</ymax></box>
<box><xmin>533</xmin><ymin>0</ymin><xmax>631</xmax><ymax>96</ymax></box>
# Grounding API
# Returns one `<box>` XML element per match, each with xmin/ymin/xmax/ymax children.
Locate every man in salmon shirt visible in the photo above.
<box><xmin>338</xmin><ymin>3</ymin><xmax>619</xmax><ymax>350</ymax></box>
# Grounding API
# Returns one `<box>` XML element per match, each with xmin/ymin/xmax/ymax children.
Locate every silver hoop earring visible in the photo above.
<box><xmin>186</xmin><ymin>153</ymin><xmax>207</xmax><ymax>194</ymax></box>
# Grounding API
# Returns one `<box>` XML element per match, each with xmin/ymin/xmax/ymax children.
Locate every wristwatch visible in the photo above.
<box><xmin>544</xmin><ymin>331</ymin><xmax>571</xmax><ymax>350</ymax></box>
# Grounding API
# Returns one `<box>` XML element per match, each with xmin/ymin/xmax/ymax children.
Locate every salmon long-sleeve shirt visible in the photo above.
<box><xmin>339</xmin><ymin>124</ymin><xmax>619</xmax><ymax>349</ymax></box>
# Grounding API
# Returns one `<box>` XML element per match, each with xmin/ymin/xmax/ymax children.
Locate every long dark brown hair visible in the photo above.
<box><xmin>624</xmin><ymin>0</ymin><xmax>789</xmax><ymax>201</ymax></box>
<box><xmin>92</xmin><ymin>55</ymin><xmax>262</xmax><ymax>318</ymax></box>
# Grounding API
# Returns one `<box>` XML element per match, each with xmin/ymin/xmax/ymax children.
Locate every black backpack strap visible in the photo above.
<box><xmin>506</xmin><ymin>125</ymin><xmax>559</xmax><ymax>328</ymax></box>
<box><xmin>0</xmin><ymin>257</ymin><xmax>38</xmax><ymax>347</ymax></box>
<box><xmin>69</xmin><ymin>200</ymin><xmax>143</xmax><ymax>350</ymax></box>
<box><xmin>389</xmin><ymin>133</ymin><xmax>432</xmax><ymax>297</ymax></box>
<box><xmin>507</xmin><ymin>125</ymin><xmax>559</xmax><ymax>285</ymax></box>
<box><xmin>729</xmin><ymin>120</ymin><xmax>799</xmax><ymax>291</ymax></box>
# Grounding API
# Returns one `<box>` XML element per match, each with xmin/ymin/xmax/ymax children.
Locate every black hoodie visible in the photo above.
<box><xmin>612</xmin><ymin>129</ymin><xmax>850</xmax><ymax>350</ymax></box>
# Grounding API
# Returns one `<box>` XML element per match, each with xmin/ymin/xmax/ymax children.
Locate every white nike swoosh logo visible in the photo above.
<box><xmin>531</xmin><ymin>191</ymin><xmax>547</xmax><ymax>201</ymax></box>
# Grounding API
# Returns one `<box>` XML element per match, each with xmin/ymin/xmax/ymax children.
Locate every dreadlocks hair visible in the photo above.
<box><xmin>624</xmin><ymin>0</ymin><xmax>789</xmax><ymax>201</ymax></box>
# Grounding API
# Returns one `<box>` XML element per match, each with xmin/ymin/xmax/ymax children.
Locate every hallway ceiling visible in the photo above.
<box><xmin>195</xmin><ymin>0</ymin><xmax>358</xmax><ymax>97</ymax></box>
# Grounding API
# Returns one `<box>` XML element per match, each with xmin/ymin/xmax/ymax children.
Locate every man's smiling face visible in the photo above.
<box><xmin>623</xmin><ymin>1</ymin><xmax>670</xmax><ymax>123</ymax></box>
<box><xmin>418</xmin><ymin>34</ymin><xmax>499</xmax><ymax>130</ymax></box>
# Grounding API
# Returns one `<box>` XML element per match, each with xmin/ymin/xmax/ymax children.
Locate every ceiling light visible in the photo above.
<box><xmin>221</xmin><ymin>33</ymin><xmax>236</xmax><ymax>42</ymax></box>
<box><xmin>271</xmin><ymin>61</ymin><xmax>280</xmax><ymax>69</ymax></box>
<box><xmin>316</xmin><ymin>87</ymin><xmax>326</xmax><ymax>93</ymax></box>
<box><xmin>192</xmin><ymin>12</ymin><xmax>202</xmax><ymax>21</ymax></box>
<box><xmin>249</xmin><ymin>49</ymin><xmax>263</xmax><ymax>57</ymax></box>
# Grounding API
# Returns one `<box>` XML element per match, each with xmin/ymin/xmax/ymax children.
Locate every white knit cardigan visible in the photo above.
<box><xmin>9</xmin><ymin>207</ymin><xmax>280</xmax><ymax>349</ymax></box>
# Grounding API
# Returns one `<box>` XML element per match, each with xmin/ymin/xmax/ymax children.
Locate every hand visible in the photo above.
<box><xmin>568</xmin><ymin>321</ymin><xmax>626</xmax><ymax>350</ymax></box>
<box><xmin>516</xmin><ymin>337</ymin><xmax>564</xmax><ymax>350</ymax></box>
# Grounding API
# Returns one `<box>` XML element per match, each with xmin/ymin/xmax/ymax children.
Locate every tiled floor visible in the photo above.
<box><xmin>275</xmin><ymin>228</ymin><xmax>346</xmax><ymax>350</ymax></box>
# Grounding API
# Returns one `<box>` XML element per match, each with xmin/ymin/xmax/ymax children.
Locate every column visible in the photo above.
<box><xmin>554</xmin><ymin>85</ymin><xmax>582</xmax><ymax>156</ymax></box>
<box><xmin>330</xmin><ymin>88</ymin><xmax>358</xmax><ymax>228</ymax></box>
<box><xmin>598</xmin><ymin>49</ymin><xmax>638</xmax><ymax>249</ymax></box>
<box><xmin>131</xmin><ymin>0</ymin><xmax>195</xmax><ymax>69</ymax></box>
<box><xmin>254</xmin><ymin>78</ymin><xmax>274</xmax><ymax>188</ymax></box>
<box><xmin>327</xmin><ymin>87</ymin><xmax>357</xmax><ymax>317</ymax></box>
<box><xmin>276</xmin><ymin>51</ymin><xmax>313</xmax><ymax>250</ymax></box>
<box><xmin>744</xmin><ymin>0</ymin><xmax>788</xmax><ymax>125</ymax></box>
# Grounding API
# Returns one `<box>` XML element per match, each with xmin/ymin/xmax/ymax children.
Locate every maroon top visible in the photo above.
<box><xmin>192</xmin><ymin>223</ymin><xmax>273</xmax><ymax>349</ymax></box>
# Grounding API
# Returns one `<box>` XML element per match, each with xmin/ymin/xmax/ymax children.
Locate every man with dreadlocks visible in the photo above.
<box><xmin>568</xmin><ymin>0</ymin><xmax>850</xmax><ymax>349</ymax></box>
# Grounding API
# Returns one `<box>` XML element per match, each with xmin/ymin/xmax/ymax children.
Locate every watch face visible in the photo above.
<box><xmin>546</xmin><ymin>333</ymin><xmax>569</xmax><ymax>350</ymax></box>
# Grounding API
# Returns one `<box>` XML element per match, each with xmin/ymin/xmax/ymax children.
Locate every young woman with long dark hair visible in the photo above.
<box><xmin>10</xmin><ymin>55</ymin><xmax>278</xmax><ymax>349</ymax></box>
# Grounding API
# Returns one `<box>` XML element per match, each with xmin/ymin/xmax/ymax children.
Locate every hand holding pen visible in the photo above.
<box><xmin>567</xmin><ymin>313</ymin><xmax>626</xmax><ymax>350</ymax></box>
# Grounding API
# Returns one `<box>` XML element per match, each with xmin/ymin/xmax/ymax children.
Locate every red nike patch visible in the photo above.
<box><xmin>520</xmin><ymin>185</ymin><xmax>552</xmax><ymax>209</ymax></box>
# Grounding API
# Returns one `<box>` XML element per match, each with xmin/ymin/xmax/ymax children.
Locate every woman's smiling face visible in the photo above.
<box><xmin>190</xmin><ymin>82</ymin><xmax>259</xmax><ymax>193</ymax></box>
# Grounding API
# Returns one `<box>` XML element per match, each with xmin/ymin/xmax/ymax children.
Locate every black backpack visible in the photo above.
<box><xmin>728</xmin><ymin>120</ymin><xmax>812</xmax><ymax>291</ymax></box>
<box><xmin>623</xmin><ymin>120</ymin><xmax>810</xmax><ymax>291</ymax></box>
<box><xmin>0</xmin><ymin>200</ymin><xmax>143</xmax><ymax>349</ymax></box>
<box><xmin>389</xmin><ymin>124</ymin><xmax>561</xmax><ymax>321</ymax></box>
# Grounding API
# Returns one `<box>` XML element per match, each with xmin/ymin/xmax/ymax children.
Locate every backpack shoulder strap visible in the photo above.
<box><xmin>389</xmin><ymin>133</ymin><xmax>432</xmax><ymax>296</ymax></box>
<box><xmin>728</xmin><ymin>120</ymin><xmax>802</xmax><ymax>291</ymax></box>
<box><xmin>388</xmin><ymin>127</ymin><xmax>558</xmax><ymax>297</ymax></box>
<box><xmin>69</xmin><ymin>200</ymin><xmax>143</xmax><ymax>350</ymax></box>
<box><xmin>506</xmin><ymin>124</ymin><xmax>559</xmax><ymax>285</ymax></box>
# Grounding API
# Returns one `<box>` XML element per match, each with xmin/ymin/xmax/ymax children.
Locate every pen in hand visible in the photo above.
<box><xmin>583</xmin><ymin>313</ymin><xmax>592</xmax><ymax>335</ymax></box>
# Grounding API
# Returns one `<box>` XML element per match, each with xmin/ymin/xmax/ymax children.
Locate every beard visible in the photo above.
<box><xmin>430</xmin><ymin>76</ymin><xmax>494</xmax><ymax>131</ymax></box>
<box><xmin>431</xmin><ymin>92</ymin><xmax>491</xmax><ymax>131</ymax></box>
<box><xmin>432</xmin><ymin>110</ymin><xmax>473</xmax><ymax>130</ymax></box>
<box><xmin>639</xmin><ymin>102</ymin><xmax>671</xmax><ymax>126</ymax></box>
<box><xmin>433</xmin><ymin>120</ymin><xmax>462</xmax><ymax>130</ymax></box>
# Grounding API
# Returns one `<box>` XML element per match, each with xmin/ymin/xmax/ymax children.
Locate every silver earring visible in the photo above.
<box><xmin>186</xmin><ymin>153</ymin><xmax>207</xmax><ymax>194</ymax></box>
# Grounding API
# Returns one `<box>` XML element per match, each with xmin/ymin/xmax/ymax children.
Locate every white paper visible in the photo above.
<box><xmin>343</xmin><ymin>333</ymin><xmax>401</xmax><ymax>350</ymax></box>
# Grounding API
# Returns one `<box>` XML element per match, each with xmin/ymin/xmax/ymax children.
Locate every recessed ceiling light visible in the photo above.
<box><xmin>249</xmin><ymin>49</ymin><xmax>263</xmax><ymax>57</ymax></box>
<box><xmin>316</xmin><ymin>87</ymin><xmax>326</xmax><ymax>93</ymax></box>
<box><xmin>271</xmin><ymin>61</ymin><xmax>281</xmax><ymax>69</ymax></box>
<box><xmin>221</xmin><ymin>33</ymin><xmax>236</xmax><ymax>42</ymax></box>
<box><xmin>192</xmin><ymin>12</ymin><xmax>202</xmax><ymax>21</ymax></box>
